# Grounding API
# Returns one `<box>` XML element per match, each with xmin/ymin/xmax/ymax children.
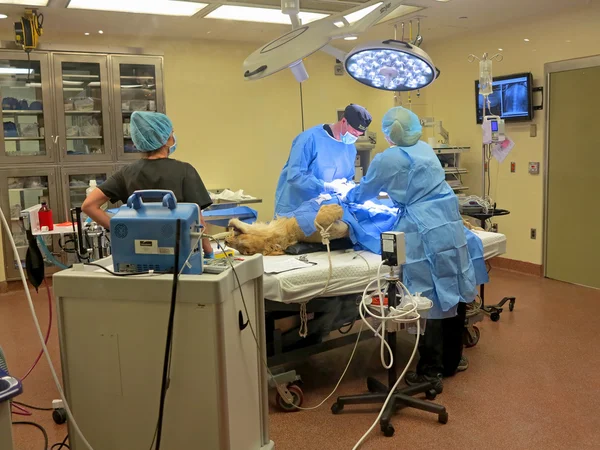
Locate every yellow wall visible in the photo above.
<box><xmin>414</xmin><ymin>3</ymin><xmax>600</xmax><ymax>264</ymax></box>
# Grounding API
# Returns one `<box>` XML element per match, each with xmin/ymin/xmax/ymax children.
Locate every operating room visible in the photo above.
<box><xmin>1</xmin><ymin>1</ymin><xmax>599</xmax><ymax>450</ymax></box>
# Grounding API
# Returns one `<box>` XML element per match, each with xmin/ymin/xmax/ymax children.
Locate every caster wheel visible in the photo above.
<box><xmin>367</xmin><ymin>378</ymin><xmax>380</xmax><ymax>393</ymax></box>
<box><xmin>331</xmin><ymin>402</ymin><xmax>343</xmax><ymax>415</ymax></box>
<box><xmin>52</xmin><ymin>408</ymin><xmax>67</xmax><ymax>425</ymax></box>
<box><xmin>276</xmin><ymin>384</ymin><xmax>304</xmax><ymax>412</ymax></box>
<box><xmin>509</xmin><ymin>301</ymin><xmax>515</xmax><ymax>312</ymax></box>
<box><xmin>490</xmin><ymin>312</ymin><xmax>501</xmax><ymax>322</ymax></box>
<box><xmin>438</xmin><ymin>412</ymin><xmax>449</xmax><ymax>424</ymax></box>
<box><xmin>426</xmin><ymin>389</ymin><xmax>437</xmax><ymax>401</ymax></box>
<box><xmin>464</xmin><ymin>326</ymin><xmax>480</xmax><ymax>348</ymax></box>
<box><xmin>381</xmin><ymin>424</ymin><xmax>395</xmax><ymax>437</ymax></box>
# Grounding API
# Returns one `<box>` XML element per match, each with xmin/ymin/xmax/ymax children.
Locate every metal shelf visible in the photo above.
<box><xmin>2</xmin><ymin>110</ymin><xmax>43</xmax><ymax>115</ymax></box>
<box><xmin>433</xmin><ymin>147</ymin><xmax>470</xmax><ymax>154</ymax></box>
<box><xmin>9</xmin><ymin>187</ymin><xmax>48</xmax><ymax>192</ymax></box>
<box><xmin>121</xmin><ymin>110</ymin><xmax>157</xmax><ymax>115</ymax></box>
<box><xmin>452</xmin><ymin>186</ymin><xmax>470</xmax><ymax>192</ymax></box>
<box><xmin>445</xmin><ymin>168</ymin><xmax>468</xmax><ymax>174</ymax></box>
<box><xmin>66</xmin><ymin>136</ymin><xmax>103</xmax><ymax>140</ymax></box>
<box><xmin>4</xmin><ymin>137</ymin><xmax>44</xmax><ymax>141</ymax></box>
<box><xmin>65</xmin><ymin>110</ymin><xmax>102</xmax><ymax>114</ymax></box>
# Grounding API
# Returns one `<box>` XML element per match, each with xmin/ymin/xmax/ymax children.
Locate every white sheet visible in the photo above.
<box><xmin>263</xmin><ymin>231</ymin><xmax>507</xmax><ymax>304</ymax></box>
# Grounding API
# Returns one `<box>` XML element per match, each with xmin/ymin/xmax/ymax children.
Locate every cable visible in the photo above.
<box><xmin>51</xmin><ymin>434</ymin><xmax>70</xmax><ymax>450</ymax></box>
<box><xmin>154</xmin><ymin>219</ymin><xmax>182</xmax><ymax>450</ymax></box>
<box><xmin>11</xmin><ymin>403</ymin><xmax>32</xmax><ymax>416</ymax></box>
<box><xmin>0</xmin><ymin>205</ymin><xmax>95</xmax><ymax>450</ymax></box>
<box><xmin>352</xmin><ymin>320</ymin><xmax>420</xmax><ymax>450</ymax></box>
<box><xmin>12</xmin><ymin>421</ymin><xmax>49</xmax><ymax>450</ymax></box>
<box><xmin>12</xmin><ymin>401</ymin><xmax>53</xmax><ymax>411</ymax></box>
<box><xmin>19</xmin><ymin>279</ymin><xmax>52</xmax><ymax>382</ymax></box>
<box><xmin>83</xmin><ymin>263</ymin><xmax>168</xmax><ymax>277</ymax></box>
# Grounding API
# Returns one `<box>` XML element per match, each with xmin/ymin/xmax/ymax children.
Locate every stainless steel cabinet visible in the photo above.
<box><xmin>53</xmin><ymin>54</ymin><xmax>114</xmax><ymax>162</ymax></box>
<box><xmin>0</xmin><ymin>51</ymin><xmax>56</xmax><ymax>164</ymax></box>
<box><xmin>111</xmin><ymin>55</ymin><xmax>165</xmax><ymax>160</ymax></box>
<box><xmin>0</xmin><ymin>167</ymin><xmax>62</xmax><ymax>280</ymax></box>
<box><xmin>59</xmin><ymin>165</ymin><xmax>114</xmax><ymax>218</ymax></box>
<box><xmin>0</xmin><ymin>49</ymin><xmax>164</xmax><ymax>280</ymax></box>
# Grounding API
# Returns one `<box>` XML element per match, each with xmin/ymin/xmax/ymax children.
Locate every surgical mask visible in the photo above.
<box><xmin>169</xmin><ymin>134</ymin><xmax>177</xmax><ymax>154</ymax></box>
<box><xmin>341</xmin><ymin>132</ymin><xmax>358</xmax><ymax>145</ymax></box>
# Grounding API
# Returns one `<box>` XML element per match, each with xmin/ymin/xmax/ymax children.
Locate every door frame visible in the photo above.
<box><xmin>543</xmin><ymin>54</ymin><xmax>600</xmax><ymax>276</ymax></box>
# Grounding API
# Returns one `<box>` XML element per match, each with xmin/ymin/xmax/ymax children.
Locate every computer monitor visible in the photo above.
<box><xmin>475</xmin><ymin>72</ymin><xmax>534</xmax><ymax>124</ymax></box>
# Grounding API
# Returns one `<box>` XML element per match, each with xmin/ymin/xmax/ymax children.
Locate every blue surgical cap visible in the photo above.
<box><xmin>130</xmin><ymin>111</ymin><xmax>173</xmax><ymax>152</ymax></box>
<box><xmin>382</xmin><ymin>107</ymin><xmax>423</xmax><ymax>147</ymax></box>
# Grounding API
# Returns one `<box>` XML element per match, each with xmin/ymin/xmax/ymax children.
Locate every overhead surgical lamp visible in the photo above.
<box><xmin>243</xmin><ymin>0</ymin><xmax>439</xmax><ymax>91</ymax></box>
<box><xmin>345</xmin><ymin>40</ymin><xmax>438</xmax><ymax>91</ymax></box>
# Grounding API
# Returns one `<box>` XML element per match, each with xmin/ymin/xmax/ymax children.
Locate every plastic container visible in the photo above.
<box><xmin>38</xmin><ymin>202</ymin><xmax>54</xmax><ymax>231</ymax></box>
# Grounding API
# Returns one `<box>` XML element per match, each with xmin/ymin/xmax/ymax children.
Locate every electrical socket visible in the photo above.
<box><xmin>530</xmin><ymin>228</ymin><xmax>537</xmax><ymax>239</ymax></box>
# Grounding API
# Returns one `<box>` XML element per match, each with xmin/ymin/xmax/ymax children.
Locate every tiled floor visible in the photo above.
<box><xmin>2</xmin><ymin>269</ymin><xmax>599</xmax><ymax>449</ymax></box>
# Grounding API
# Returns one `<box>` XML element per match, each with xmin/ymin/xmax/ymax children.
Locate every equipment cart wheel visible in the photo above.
<box><xmin>52</xmin><ymin>408</ymin><xmax>67</xmax><ymax>425</ymax></box>
<box><xmin>490</xmin><ymin>311</ymin><xmax>501</xmax><ymax>322</ymax></box>
<box><xmin>381</xmin><ymin>423</ymin><xmax>395</xmax><ymax>437</ymax></box>
<box><xmin>509</xmin><ymin>300</ymin><xmax>515</xmax><ymax>312</ymax></box>
<box><xmin>331</xmin><ymin>402</ymin><xmax>343</xmax><ymax>415</ymax></box>
<box><xmin>464</xmin><ymin>326</ymin><xmax>480</xmax><ymax>348</ymax></box>
<box><xmin>438</xmin><ymin>412</ymin><xmax>449</xmax><ymax>424</ymax></box>
<box><xmin>426</xmin><ymin>389</ymin><xmax>437</xmax><ymax>401</ymax></box>
<box><xmin>276</xmin><ymin>384</ymin><xmax>304</xmax><ymax>412</ymax></box>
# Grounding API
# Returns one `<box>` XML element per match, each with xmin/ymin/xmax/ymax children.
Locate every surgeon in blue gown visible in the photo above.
<box><xmin>343</xmin><ymin>106</ymin><xmax>489</xmax><ymax>390</ymax></box>
<box><xmin>274</xmin><ymin>104</ymin><xmax>372</xmax><ymax>215</ymax></box>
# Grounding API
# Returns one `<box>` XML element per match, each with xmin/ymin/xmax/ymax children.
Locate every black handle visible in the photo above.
<box><xmin>435</xmin><ymin>67</ymin><xmax>441</xmax><ymax>79</ymax></box>
<box><xmin>533</xmin><ymin>86</ymin><xmax>544</xmax><ymax>111</ymax></box>
<box><xmin>244</xmin><ymin>65</ymin><xmax>268</xmax><ymax>78</ymax></box>
<box><xmin>238</xmin><ymin>311</ymin><xmax>249</xmax><ymax>331</ymax></box>
<box><xmin>382</xmin><ymin>39</ymin><xmax>412</xmax><ymax>48</ymax></box>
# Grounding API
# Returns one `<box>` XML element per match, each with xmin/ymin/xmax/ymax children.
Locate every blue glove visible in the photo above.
<box><xmin>204</xmin><ymin>252</ymin><xmax>215</xmax><ymax>259</ymax></box>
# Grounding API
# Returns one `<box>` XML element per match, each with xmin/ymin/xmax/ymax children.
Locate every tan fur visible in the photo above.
<box><xmin>225</xmin><ymin>204</ymin><xmax>350</xmax><ymax>256</ymax></box>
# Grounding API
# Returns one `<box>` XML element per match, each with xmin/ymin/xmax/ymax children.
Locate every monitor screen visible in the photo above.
<box><xmin>475</xmin><ymin>72</ymin><xmax>533</xmax><ymax>124</ymax></box>
<box><xmin>491</xmin><ymin>120</ymin><xmax>498</xmax><ymax>132</ymax></box>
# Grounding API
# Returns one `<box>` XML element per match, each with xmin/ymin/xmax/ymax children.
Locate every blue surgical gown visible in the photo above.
<box><xmin>345</xmin><ymin>142</ymin><xmax>489</xmax><ymax>319</ymax></box>
<box><xmin>274</xmin><ymin>126</ymin><xmax>356</xmax><ymax>215</ymax></box>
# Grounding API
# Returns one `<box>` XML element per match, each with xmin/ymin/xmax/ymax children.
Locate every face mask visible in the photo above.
<box><xmin>340</xmin><ymin>123</ymin><xmax>358</xmax><ymax>144</ymax></box>
<box><xmin>341</xmin><ymin>132</ymin><xmax>358</xmax><ymax>145</ymax></box>
<box><xmin>169</xmin><ymin>134</ymin><xmax>177</xmax><ymax>154</ymax></box>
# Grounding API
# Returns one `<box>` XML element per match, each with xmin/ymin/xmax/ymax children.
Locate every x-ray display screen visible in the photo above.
<box><xmin>475</xmin><ymin>72</ymin><xmax>533</xmax><ymax>123</ymax></box>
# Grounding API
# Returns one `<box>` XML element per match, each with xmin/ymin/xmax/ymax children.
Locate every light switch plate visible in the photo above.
<box><xmin>530</xmin><ymin>124</ymin><xmax>537</xmax><ymax>137</ymax></box>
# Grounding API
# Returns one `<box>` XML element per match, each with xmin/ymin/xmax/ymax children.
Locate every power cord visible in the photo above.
<box><xmin>51</xmin><ymin>435</ymin><xmax>70</xmax><ymax>450</ymax></box>
<box><xmin>0</xmin><ymin>205</ymin><xmax>96</xmax><ymax>450</ymax></box>
<box><xmin>12</xmin><ymin>421</ymin><xmax>49</xmax><ymax>450</ymax></box>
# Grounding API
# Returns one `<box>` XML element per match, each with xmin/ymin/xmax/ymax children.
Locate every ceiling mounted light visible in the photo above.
<box><xmin>68</xmin><ymin>0</ymin><xmax>207</xmax><ymax>17</ymax></box>
<box><xmin>98</xmin><ymin>30</ymin><xmax>104</xmax><ymax>34</ymax></box>
<box><xmin>0</xmin><ymin>14</ymin><xmax>7</xmax><ymax>19</ymax></box>
<box><xmin>0</xmin><ymin>1</ymin><xmax>47</xmax><ymax>5</ymax></box>
<box><xmin>344</xmin><ymin>36</ymin><xmax>358</xmax><ymax>41</ymax></box>
<box><xmin>244</xmin><ymin>0</ymin><xmax>418</xmax><ymax>84</ymax></box>
<box><xmin>205</xmin><ymin>5</ymin><xmax>327</xmax><ymax>25</ymax></box>
<box><xmin>345</xmin><ymin>40</ymin><xmax>438</xmax><ymax>91</ymax></box>
<box><xmin>524</xmin><ymin>38</ymin><xmax>530</xmax><ymax>42</ymax></box>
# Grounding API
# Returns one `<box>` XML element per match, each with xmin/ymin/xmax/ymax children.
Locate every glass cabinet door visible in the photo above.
<box><xmin>0</xmin><ymin>51</ymin><xmax>56</xmax><ymax>164</ymax></box>
<box><xmin>53</xmin><ymin>54</ymin><xmax>112</xmax><ymax>162</ymax></box>
<box><xmin>0</xmin><ymin>168</ymin><xmax>61</xmax><ymax>280</ymax></box>
<box><xmin>60</xmin><ymin>166</ymin><xmax>113</xmax><ymax>217</ymax></box>
<box><xmin>111</xmin><ymin>56</ymin><xmax>165</xmax><ymax>160</ymax></box>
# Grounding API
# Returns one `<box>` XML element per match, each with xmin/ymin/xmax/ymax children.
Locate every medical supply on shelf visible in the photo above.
<box><xmin>110</xmin><ymin>190</ymin><xmax>203</xmax><ymax>274</ymax></box>
<box><xmin>38</xmin><ymin>202</ymin><xmax>53</xmax><ymax>231</ymax></box>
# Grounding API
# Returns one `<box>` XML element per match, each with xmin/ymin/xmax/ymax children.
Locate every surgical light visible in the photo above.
<box><xmin>345</xmin><ymin>40</ymin><xmax>438</xmax><ymax>91</ymax></box>
<box><xmin>67</xmin><ymin>0</ymin><xmax>208</xmax><ymax>17</ymax></box>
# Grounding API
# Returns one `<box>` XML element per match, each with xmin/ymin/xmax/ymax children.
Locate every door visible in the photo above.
<box><xmin>545</xmin><ymin>64</ymin><xmax>600</xmax><ymax>288</ymax></box>
<box><xmin>0</xmin><ymin>168</ymin><xmax>62</xmax><ymax>280</ymax></box>
<box><xmin>110</xmin><ymin>55</ymin><xmax>165</xmax><ymax>160</ymax></box>
<box><xmin>53</xmin><ymin>54</ymin><xmax>113</xmax><ymax>162</ymax></box>
<box><xmin>0</xmin><ymin>51</ymin><xmax>56</xmax><ymax>164</ymax></box>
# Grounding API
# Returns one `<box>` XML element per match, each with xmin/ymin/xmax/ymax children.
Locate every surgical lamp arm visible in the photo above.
<box><xmin>321</xmin><ymin>45</ymin><xmax>348</xmax><ymax>62</ymax></box>
<box><xmin>330</xmin><ymin>0</ymin><xmax>406</xmax><ymax>38</ymax></box>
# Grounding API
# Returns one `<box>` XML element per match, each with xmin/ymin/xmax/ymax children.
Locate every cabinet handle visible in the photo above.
<box><xmin>52</xmin><ymin>135</ymin><xmax>59</xmax><ymax>144</ymax></box>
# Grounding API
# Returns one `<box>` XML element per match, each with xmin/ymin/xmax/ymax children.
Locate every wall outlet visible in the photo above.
<box><xmin>334</xmin><ymin>63</ymin><xmax>344</xmax><ymax>76</ymax></box>
<box><xmin>528</xmin><ymin>162</ymin><xmax>540</xmax><ymax>175</ymax></box>
<box><xmin>530</xmin><ymin>228</ymin><xmax>537</xmax><ymax>239</ymax></box>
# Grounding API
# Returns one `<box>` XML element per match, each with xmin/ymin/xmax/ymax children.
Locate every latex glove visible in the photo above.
<box><xmin>204</xmin><ymin>252</ymin><xmax>215</xmax><ymax>259</ymax></box>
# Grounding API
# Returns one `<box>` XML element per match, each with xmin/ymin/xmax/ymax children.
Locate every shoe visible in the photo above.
<box><xmin>405</xmin><ymin>371</ymin><xmax>443</xmax><ymax>393</ymax></box>
<box><xmin>456</xmin><ymin>355</ymin><xmax>469</xmax><ymax>372</ymax></box>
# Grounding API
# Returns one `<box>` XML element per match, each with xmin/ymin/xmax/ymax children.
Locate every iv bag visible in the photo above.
<box><xmin>479</xmin><ymin>59</ymin><xmax>493</xmax><ymax>96</ymax></box>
